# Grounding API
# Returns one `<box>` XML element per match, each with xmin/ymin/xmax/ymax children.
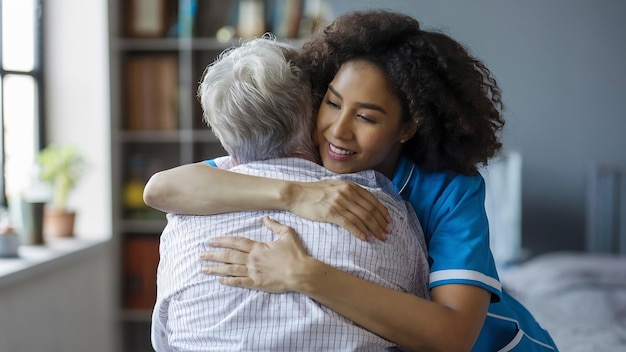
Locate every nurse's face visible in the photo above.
<box><xmin>316</xmin><ymin>60</ymin><xmax>415</xmax><ymax>178</ymax></box>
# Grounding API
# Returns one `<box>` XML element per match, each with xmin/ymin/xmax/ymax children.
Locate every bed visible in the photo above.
<box><xmin>500</xmin><ymin>251</ymin><xmax>626</xmax><ymax>352</ymax></box>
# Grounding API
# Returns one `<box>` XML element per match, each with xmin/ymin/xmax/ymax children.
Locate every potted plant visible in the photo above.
<box><xmin>36</xmin><ymin>144</ymin><xmax>86</xmax><ymax>237</ymax></box>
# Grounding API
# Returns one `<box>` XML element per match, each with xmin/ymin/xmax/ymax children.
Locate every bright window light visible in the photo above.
<box><xmin>3</xmin><ymin>74</ymin><xmax>37</xmax><ymax>197</ymax></box>
<box><xmin>1</xmin><ymin>0</ymin><xmax>36</xmax><ymax>72</ymax></box>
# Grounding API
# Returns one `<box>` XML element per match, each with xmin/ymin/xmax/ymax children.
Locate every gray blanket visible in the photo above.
<box><xmin>501</xmin><ymin>252</ymin><xmax>626</xmax><ymax>352</ymax></box>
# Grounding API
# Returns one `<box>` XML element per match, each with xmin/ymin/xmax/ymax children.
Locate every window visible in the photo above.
<box><xmin>0</xmin><ymin>0</ymin><xmax>44</xmax><ymax>207</ymax></box>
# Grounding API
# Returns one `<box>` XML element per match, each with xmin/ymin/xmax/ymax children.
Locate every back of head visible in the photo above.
<box><xmin>198</xmin><ymin>35</ymin><xmax>316</xmax><ymax>164</ymax></box>
<box><xmin>301</xmin><ymin>10</ymin><xmax>505</xmax><ymax>175</ymax></box>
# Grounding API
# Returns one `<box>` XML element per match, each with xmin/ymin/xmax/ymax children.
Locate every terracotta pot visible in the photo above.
<box><xmin>43</xmin><ymin>208</ymin><xmax>76</xmax><ymax>238</ymax></box>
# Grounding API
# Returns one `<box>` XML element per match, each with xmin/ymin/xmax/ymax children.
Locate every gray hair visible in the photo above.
<box><xmin>197</xmin><ymin>35</ymin><xmax>316</xmax><ymax>164</ymax></box>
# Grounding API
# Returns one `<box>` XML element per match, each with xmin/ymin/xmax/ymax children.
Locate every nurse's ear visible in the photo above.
<box><xmin>399</xmin><ymin>118</ymin><xmax>419</xmax><ymax>143</ymax></box>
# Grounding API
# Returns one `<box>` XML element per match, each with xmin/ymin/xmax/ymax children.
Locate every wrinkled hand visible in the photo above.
<box><xmin>289</xmin><ymin>179</ymin><xmax>391</xmax><ymax>241</ymax></box>
<box><xmin>201</xmin><ymin>216</ymin><xmax>310</xmax><ymax>293</ymax></box>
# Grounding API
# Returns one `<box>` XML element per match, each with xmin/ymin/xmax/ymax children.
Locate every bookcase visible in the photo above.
<box><xmin>108</xmin><ymin>0</ymin><xmax>327</xmax><ymax>350</ymax></box>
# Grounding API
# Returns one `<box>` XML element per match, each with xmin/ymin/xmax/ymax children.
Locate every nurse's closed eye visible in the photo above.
<box><xmin>326</xmin><ymin>99</ymin><xmax>340</xmax><ymax>109</ymax></box>
<box><xmin>357</xmin><ymin>114</ymin><xmax>375</xmax><ymax>123</ymax></box>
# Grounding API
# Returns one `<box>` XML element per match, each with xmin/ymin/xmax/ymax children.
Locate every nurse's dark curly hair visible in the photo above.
<box><xmin>298</xmin><ymin>9</ymin><xmax>505</xmax><ymax>175</ymax></box>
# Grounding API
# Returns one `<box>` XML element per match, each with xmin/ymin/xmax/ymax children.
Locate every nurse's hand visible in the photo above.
<box><xmin>287</xmin><ymin>179</ymin><xmax>391</xmax><ymax>241</ymax></box>
<box><xmin>201</xmin><ymin>216</ymin><xmax>311</xmax><ymax>293</ymax></box>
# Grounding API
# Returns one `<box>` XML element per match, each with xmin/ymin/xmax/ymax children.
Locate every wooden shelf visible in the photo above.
<box><xmin>114</xmin><ymin>37</ymin><xmax>241</xmax><ymax>51</ymax></box>
<box><xmin>119</xmin><ymin>309</ymin><xmax>153</xmax><ymax>322</ymax></box>
<box><xmin>109</xmin><ymin>0</ymin><xmax>314</xmax><ymax>349</ymax></box>
<box><xmin>121</xmin><ymin>219</ymin><xmax>167</xmax><ymax>234</ymax></box>
<box><xmin>118</xmin><ymin>130</ymin><xmax>220</xmax><ymax>143</ymax></box>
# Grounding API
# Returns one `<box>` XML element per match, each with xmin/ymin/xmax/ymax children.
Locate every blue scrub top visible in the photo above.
<box><xmin>391</xmin><ymin>154</ymin><xmax>558</xmax><ymax>351</ymax></box>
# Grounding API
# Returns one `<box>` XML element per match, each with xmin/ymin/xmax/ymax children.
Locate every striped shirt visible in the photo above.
<box><xmin>151</xmin><ymin>158</ymin><xmax>430</xmax><ymax>351</ymax></box>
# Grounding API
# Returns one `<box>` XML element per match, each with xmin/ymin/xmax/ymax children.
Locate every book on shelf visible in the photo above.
<box><xmin>125</xmin><ymin>0</ymin><xmax>177</xmax><ymax>38</ymax></box>
<box><xmin>237</xmin><ymin>0</ymin><xmax>266</xmax><ymax>38</ymax></box>
<box><xmin>268</xmin><ymin>0</ymin><xmax>303</xmax><ymax>38</ymax></box>
<box><xmin>177</xmin><ymin>0</ymin><xmax>198</xmax><ymax>38</ymax></box>
<box><xmin>123</xmin><ymin>235</ymin><xmax>160</xmax><ymax>310</ymax></box>
<box><xmin>124</xmin><ymin>55</ymin><xmax>179</xmax><ymax>131</ymax></box>
<box><xmin>193</xmin><ymin>0</ymin><xmax>237</xmax><ymax>38</ymax></box>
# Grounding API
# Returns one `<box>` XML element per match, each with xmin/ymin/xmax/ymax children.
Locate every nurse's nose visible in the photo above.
<box><xmin>330</xmin><ymin>112</ymin><xmax>353</xmax><ymax>140</ymax></box>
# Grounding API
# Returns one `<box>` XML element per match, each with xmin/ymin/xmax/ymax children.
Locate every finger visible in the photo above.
<box><xmin>262</xmin><ymin>216</ymin><xmax>281</xmax><ymax>233</ymax></box>
<box><xmin>202</xmin><ymin>264</ymin><xmax>248</xmax><ymax>277</ymax></box>
<box><xmin>209</xmin><ymin>236</ymin><xmax>257</xmax><ymax>252</ymax></box>
<box><xmin>262</xmin><ymin>216</ymin><xmax>295</xmax><ymax>239</ymax></box>
<box><xmin>348</xmin><ymin>184</ymin><xmax>392</xmax><ymax>233</ymax></box>
<box><xmin>200</xmin><ymin>249</ymin><xmax>248</xmax><ymax>264</ymax></box>
<box><xmin>339</xmin><ymin>201</ymin><xmax>388</xmax><ymax>241</ymax></box>
<box><xmin>218</xmin><ymin>276</ymin><xmax>256</xmax><ymax>288</ymax></box>
<box><xmin>331</xmin><ymin>211</ymin><xmax>376</xmax><ymax>242</ymax></box>
<box><xmin>332</xmin><ymin>182</ymin><xmax>390</xmax><ymax>240</ymax></box>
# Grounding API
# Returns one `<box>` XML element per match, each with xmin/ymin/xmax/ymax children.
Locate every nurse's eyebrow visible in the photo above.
<box><xmin>328</xmin><ymin>84</ymin><xmax>388</xmax><ymax>114</ymax></box>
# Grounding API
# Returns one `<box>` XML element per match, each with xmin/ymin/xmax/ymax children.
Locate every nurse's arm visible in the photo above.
<box><xmin>143</xmin><ymin>162</ymin><xmax>390</xmax><ymax>240</ymax></box>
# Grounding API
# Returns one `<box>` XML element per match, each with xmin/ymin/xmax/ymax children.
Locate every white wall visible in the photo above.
<box><xmin>0</xmin><ymin>243</ymin><xmax>114</xmax><ymax>352</ymax></box>
<box><xmin>334</xmin><ymin>0</ymin><xmax>626</xmax><ymax>254</ymax></box>
<box><xmin>44</xmin><ymin>0</ymin><xmax>111</xmax><ymax>240</ymax></box>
